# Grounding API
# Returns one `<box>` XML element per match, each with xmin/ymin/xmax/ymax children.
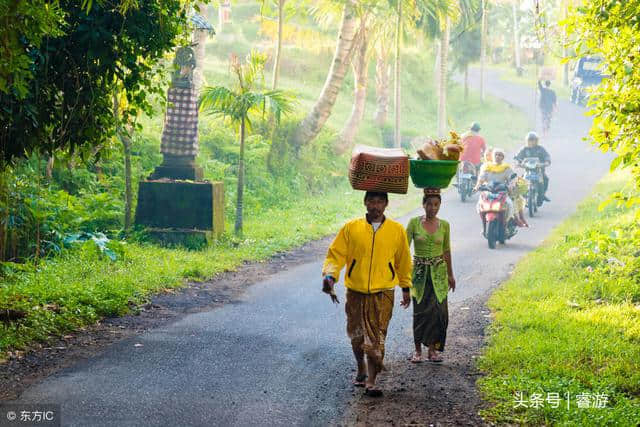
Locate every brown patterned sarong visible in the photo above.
<box><xmin>345</xmin><ymin>289</ymin><xmax>395</xmax><ymax>373</ymax></box>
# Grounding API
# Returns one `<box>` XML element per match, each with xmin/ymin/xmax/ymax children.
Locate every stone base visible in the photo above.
<box><xmin>145</xmin><ymin>229</ymin><xmax>210</xmax><ymax>250</ymax></box>
<box><xmin>150</xmin><ymin>154</ymin><xmax>203</xmax><ymax>180</ymax></box>
<box><xmin>149</xmin><ymin>165</ymin><xmax>203</xmax><ymax>181</ymax></box>
<box><xmin>134</xmin><ymin>180</ymin><xmax>224</xmax><ymax>239</ymax></box>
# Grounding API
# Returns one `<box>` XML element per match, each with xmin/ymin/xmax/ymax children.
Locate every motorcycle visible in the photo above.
<box><xmin>477</xmin><ymin>180</ymin><xmax>518</xmax><ymax>249</ymax></box>
<box><xmin>456</xmin><ymin>161</ymin><xmax>478</xmax><ymax>202</ymax></box>
<box><xmin>519</xmin><ymin>157</ymin><xmax>546</xmax><ymax>217</ymax></box>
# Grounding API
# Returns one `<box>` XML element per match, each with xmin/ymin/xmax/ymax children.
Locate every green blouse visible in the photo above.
<box><xmin>406</xmin><ymin>217</ymin><xmax>451</xmax><ymax>304</ymax></box>
<box><xmin>406</xmin><ymin>217</ymin><xmax>450</xmax><ymax>258</ymax></box>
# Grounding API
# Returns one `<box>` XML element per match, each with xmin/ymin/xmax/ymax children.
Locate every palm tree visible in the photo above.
<box><xmin>437</xmin><ymin>15</ymin><xmax>450</xmax><ymax>137</ymax></box>
<box><xmin>271</xmin><ymin>0</ymin><xmax>286</xmax><ymax>90</ymax></box>
<box><xmin>416</xmin><ymin>0</ymin><xmax>478</xmax><ymax>136</ymax></box>
<box><xmin>200</xmin><ymin>52</ymin><xmax>295</xmax><ymax>236</ymax></box>
<box><xmin>451</xmin><ymin>16</ymin><xmax>481</xmax><ymax>100</ymax></box>
<box><xmin>337</xmin><ymin>14</ymin><xmax>371</xmax><ymax>152</ymax></box>
<box><xmin>480</xmin><ymin>0</ymin><xmax>488</xmax><ymax>102</ymax></box>
<box><xmin>293</xmin><ymin>0</ymin><xmax>359</xmax><ymax>147</ymax></box>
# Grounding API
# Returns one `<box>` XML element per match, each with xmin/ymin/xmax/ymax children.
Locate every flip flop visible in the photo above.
<box><xmin>427</xmin><ymin>356</ymin><xmax>443</xmax><ymax>363</ymax></box>
<box><xmin>352</xmin><ymin>374</ymin><xmax>367</xmax><ymax>387</ymax></box>
<box><xmin>409</xmin><ymin>352</ymin><xmax>424</xmax><ymax>364</ymax></box>
<box><xmin>364</xmin><ymin>388</ymin><xmax>383</xmax><ymax>397</ymax></box>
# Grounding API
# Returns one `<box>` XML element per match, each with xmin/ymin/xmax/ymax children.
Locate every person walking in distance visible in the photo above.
<box><xmin>538</xmin><ymin>80</ymin><xmax>557</xmax><ymax>136</ymax></box>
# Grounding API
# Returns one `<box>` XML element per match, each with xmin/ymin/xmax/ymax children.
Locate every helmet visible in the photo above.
<box><xmin>470</xmin><ymin>122</ymin><xmax>481</xmax><ymax>132</ymax></box>
<box><xmin>526</xmin><ymin>131</ymin><xmax>539</xmax><ymax>142</ymax></box>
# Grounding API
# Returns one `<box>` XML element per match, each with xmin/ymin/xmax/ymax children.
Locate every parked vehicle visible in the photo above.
<box><xmin>477</xmin><ymin>181</ymin><xmax>517</xmax><ymax>249</ymax></box>
<box><xmin>519</xmin><ymin>157</ymin><xmax>545</xmax><ymax>217</ymax></box>
<box><xmin>570</xmin><ymin>57</ymin><xmax>605</xmax><ymax>106</ymax></box>
<box><xmin>455</xmin><ymin>161</ymin><xmax>478</xmax><ymax>202</ymax></box>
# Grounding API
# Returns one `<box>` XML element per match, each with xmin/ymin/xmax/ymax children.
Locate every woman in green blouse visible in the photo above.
<box><xmin>406</xmin><ymin>188</ymin><xmax>456</xmax><ymax>363</ymax></box>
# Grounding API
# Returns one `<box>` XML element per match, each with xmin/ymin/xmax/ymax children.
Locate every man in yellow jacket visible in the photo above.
<box><xmin>322</xmin><ymin>191</ymin><xmax>412</xmax><ymax>397</ymax></box>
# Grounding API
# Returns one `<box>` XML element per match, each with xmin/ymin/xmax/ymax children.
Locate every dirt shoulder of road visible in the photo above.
<box><xmin>337</xmin><ymin>291</ymin><xmax>495</xmax><ymax>427</ymax></box>
<box><xmin>0</xmin><ymin>237</ymin><xmax>334</xmax><ymax>401</ymax></box>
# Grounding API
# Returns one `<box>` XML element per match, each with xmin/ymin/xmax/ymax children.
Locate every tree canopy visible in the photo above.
<box><xmin>566</xmin><ymin>0</ymin><xmax>640</xmax><ymax>207</ymax></box>
<box><xmin>0</xmin><ymin>0</ymin><xmax>191</xmax><ymax>165</ymax></box>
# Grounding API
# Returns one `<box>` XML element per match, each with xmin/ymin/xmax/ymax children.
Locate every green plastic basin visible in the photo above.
<box><xmin>409</xmin><ymin>159</ymin><xmax>459</xmax><ymax>189</ymax></box>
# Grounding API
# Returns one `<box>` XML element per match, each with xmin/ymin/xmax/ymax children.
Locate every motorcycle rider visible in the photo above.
<box><xmin>460</xmin><ymin>122</ymin><xmax>486</xmax><ymax>173</ymax></box>
<box><xmin>474</xmin><ymin>148</ymin><xmax>519</xmax><ymax>232</ymax></box>
<box><xmin>514</xmin><ymin>131</ymin><xmax>551</xmax><ymax>205</ymax></box>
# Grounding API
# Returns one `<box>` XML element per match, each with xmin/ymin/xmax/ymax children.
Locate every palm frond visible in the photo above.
<box><xmin>199</xmin><ymin>86</ymin><xmax>244</xmax><ymax>122</ymax></box>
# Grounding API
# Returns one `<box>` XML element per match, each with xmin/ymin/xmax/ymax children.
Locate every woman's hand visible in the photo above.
<box><xmin>448</xmin><ymin>275</ymin><xmax>456</xmax><ymax>292</ymax></box>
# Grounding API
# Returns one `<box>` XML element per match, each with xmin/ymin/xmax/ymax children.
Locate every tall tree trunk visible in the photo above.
<box><xmin>293</xmin><ymin>0</ymin><xmax>359</xmax><ymax>147</ymax></box>
<box><xmin>113</xmin><ymin>93</ymin><xmax>133</xmax><ymax>233</ymax></box>
<box><xmin>235</xmin><ymin>117</ymin><xmax>246</xmax><ymax>236</ymax></box>
<box><xmin>34</xmin><ymin>153</ymin><xmax>41</xmax><ymax>265</ymax></box>
<box><xmin>338</xmin><ymin>27</ymin><xmax>369</xmax><ymax>152</ymax></box>
<box><xmin>122</xmin><ymin>132</ymin><xmax>133</xmax><ymax>233</ymax></box>
<box><xmin>464</xmin><ymin>65</ymin><xmax>469</xmax><ymax>101</ymax></box>
<box><xmin>437</xmin><ymin>17</ymin><xmax>450</xmax><ymax>138</ymax></box>
<box><xmin>480</xmin><ymin>0</ymin><xmax>487</xmax><ymax>102</ymax></box>
<box><xmin>0</xmin><ymin>167</ymin><xmax>7</xmax><ymax>261</ymax></box>
<box><xmin>45</xmin><ymin>155</ymin><xmax>54</xmax><ymax>179</ymax></box>
<box><xmin>512</xmin><ymin>0</ymin><xmax>521</xmax><ymax>70</ymax></box>
<box><xmin>271</xmin><ymin>0</ymin><xmax>285</xmax><ymax>90</ymax></box>
<box><xmin>374</xmin><ymin>51</ymin><xmax>390</xmax><ymax>127</ymax></box>
<box><xmin>394</xmin><ymin>0</ymin><xmax>402</xmax><ymax>147</ymax></box>
<box><xmin>562</xmin><ymin>1</ymin><xmax>569</xmax><ymax>86</ymax></box>
<box><xmin>433</xmin><ymin>40</ymin><xmax>441</xmax><ymax>86</ymax></box>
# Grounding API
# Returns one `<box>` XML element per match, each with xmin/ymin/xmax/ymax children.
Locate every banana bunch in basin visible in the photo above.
<box><xmin>416</xmin><ymin>131</ymin><xmax>464</xmax><ymax>161</ymax></box>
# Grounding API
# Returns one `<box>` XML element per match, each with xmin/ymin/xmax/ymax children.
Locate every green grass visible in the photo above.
<box><xmin>478</xmin><ymin>170</ymin><xmax>640</xmax><ymax>426</ymax></box>
<box><xmin>0</xmin><ymin>179</ymin><xmax>425</xmax><ymax>359</ymax></box>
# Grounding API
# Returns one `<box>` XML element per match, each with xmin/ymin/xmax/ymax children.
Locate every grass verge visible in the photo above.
<box><xmin>478</xmin><ymin>171</ymin><xmax>640</xmax><ymax>425</ymax></box>
<box><xmin>0</xmin><ymin>181</ymin><xmax>423</xmax><ymax>360</ymax></box>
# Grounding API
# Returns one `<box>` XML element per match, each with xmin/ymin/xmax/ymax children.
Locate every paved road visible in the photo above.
<box><xmin>11</xmin><ymin>70</ymin><xmax>610</xmax><ymax>426</ymax></box>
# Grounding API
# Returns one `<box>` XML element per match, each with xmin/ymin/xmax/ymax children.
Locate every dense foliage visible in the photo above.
<box><xmin>0</xmin><ymin>0</ymin><xmax>189</xmax><ymax>164</ymax></box>
<box><xmin>566</xmin><ymin>0</ymin><xmax>640</xmax><ymax>207</ymax></box>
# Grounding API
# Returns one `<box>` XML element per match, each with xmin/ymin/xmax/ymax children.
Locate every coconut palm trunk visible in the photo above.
<box><xmin>122</xmin><ymin>133</ymin><xmax>133</xmax><ymax>232</ymax></box>
<box><xmin>437</xmin><ymin>16</ymin><xmax>450</xmax><ymax>138</ymax></box>
<box><xmin>512</xmin><ymin>0</ymin><xmax>521</xmax><ymax>71</ymax></box>
<box><xmin>271</xmin><ymin>0</ymin><xmax>285</xmax><ymax>90</ymax></box>
<box><xmin>394</xmin><ymin>0</ymin><xmax>402</xmax><ymax>147</ymax></box>
<box><xmin>480</xmin><ymin>0</ymin><xmax>487</xmax><ymax>102</ymax></box>
<box><xmin>374</xmin><ymin>51</ymin><xmax>390</xmax><ymax>127</ymax></box>
<box><xmin>235</xmin><ymin>116</ymin><xmax>246</xmax><ymax>236</ymax></box>
<box><xmin>562</xmin><ymin>1</ymin><xmax>569</xmax><ymax>86</ymax></box>
<box><xmin>464</xmin><ymin>64</ymin><xmax>469</xmax><ymax>100</ymax></box>
<box><xmin>293</xmin><ymin>0</ymin><xmax>359</xmax><ymax>147</ymax></box>
<box><xmin>338</xmin><ymin>27</ymin><xmax>369</xmax><ymax>152</ymax></box>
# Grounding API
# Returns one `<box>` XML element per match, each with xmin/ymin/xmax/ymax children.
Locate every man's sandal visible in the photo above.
<box><xmin>352</xmin><ymin>374</ymin><xmax>367</xmax><ymax>387</ymax></box>
<box><xmin>364</xmin><ymin>388</ymin><xmax>383</xmax><ymax>397</ymax></box>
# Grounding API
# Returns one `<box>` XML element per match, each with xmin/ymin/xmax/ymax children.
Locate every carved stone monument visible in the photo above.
<box><xmin>135</xmin><ymin>17</ymin><xmax>223</xmax><ymax>247</ymax></box>
<box><xmin>150</xmin><ymin>46</ymin><xmax>202</xmax><ymax>181</ymax></box>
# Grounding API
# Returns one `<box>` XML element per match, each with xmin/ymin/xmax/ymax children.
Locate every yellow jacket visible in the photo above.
<box><xmin>322</xmin><ymin>217</ymin><xmax>412</xmax><ymax>294</ymax></box>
